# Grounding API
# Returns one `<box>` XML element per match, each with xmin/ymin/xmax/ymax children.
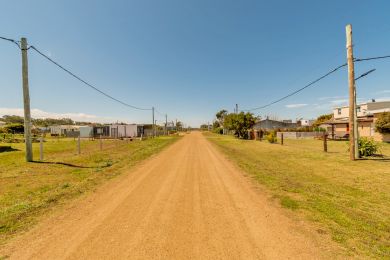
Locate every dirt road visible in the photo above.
<box><xmin>1</xmin><ymin>132</ymin><xmax>331</xmax><ymax>259</ymax></box>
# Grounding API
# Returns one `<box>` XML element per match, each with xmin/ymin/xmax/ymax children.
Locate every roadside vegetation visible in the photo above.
<box><xmin>205</xmin><ymin>132</ymin><xmax>390</xmax><ymax>258</ymax></box>
<box><xmin>0</xmin><ymin>135</ymin><xmax>179</xmax><ymax>245</ymax></box>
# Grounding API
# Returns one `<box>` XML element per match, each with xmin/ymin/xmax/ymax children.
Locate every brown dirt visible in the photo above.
<box><xmin>1</xmin><ymin>132</ymin><xmax>339</xmax><ymax>259</ymax></box>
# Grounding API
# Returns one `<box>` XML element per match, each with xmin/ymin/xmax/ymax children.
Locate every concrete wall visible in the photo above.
<box><xmin>276</xmin><ymin>132</ymin><xmax>323</xmax><ymax>139</ymax></box>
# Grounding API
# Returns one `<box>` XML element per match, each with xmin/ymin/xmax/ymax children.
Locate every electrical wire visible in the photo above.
<box><xmin>29</xmin><ymin>45</ymin><xmax>152</xmax><ymax>111</ymax></box>
<box><xmin>355</xmin><ymin>55</ymin><xmax>390</xmax><ymax>62</ymax></box>
<box><xmin>0</xmin><ymin>36</ymin><xmax>21</xmax><ymax>49</ymax></box>
<box><xmin>355</xmin><ymin>69</ymin><xmax>376</xmax><ymax>81</ymax></box>
<box><xmin>243</xmin><ymin>63</ymin><xmax>348</xmax><ymax>112</ymax></box>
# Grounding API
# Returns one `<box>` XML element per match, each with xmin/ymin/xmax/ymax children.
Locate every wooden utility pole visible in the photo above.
<box><xmin>152</xmin><ymin>107</ymin><xmax>155</xmax><ymax>138</ymax></box>
<box><xmin>346</xmin><ymin>24</ymin><xmax>356</xmax><ymax>161</ymax></box>
<box><xmin>281</xmin><ymin>133</ymin><xmax>284</xmax><ymax>145</ymax></box>
<box><xmin>39</xmin><ymin>136</ymin><xmax>44</xmax><ymax>160</ymax></box>
<box><xmin>77</xmin><ymin>134</ymin><xmax>81</xmax><ymax>155</ymax></box>
<box><xmin>165</xmin><ymin>114</ymin><xmax>168</xmax><ymax>135</ymax></box>
<box><xmin>21</xmin><ymin>38</ymin><xmax>33</xmax><ymax>162</ymax></box>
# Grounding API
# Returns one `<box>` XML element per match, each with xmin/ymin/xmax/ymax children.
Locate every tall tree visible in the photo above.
<box><xmin>223</xmin><ymin>112</ymin><xmax>256</xmax><ymax>138</ymax></box>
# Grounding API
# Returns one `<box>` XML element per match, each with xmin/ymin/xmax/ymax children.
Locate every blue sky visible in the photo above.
<box><xmin>1</xmin><ymin>0</ymin><xmax>390</xmax><ymax>127</ymax></box>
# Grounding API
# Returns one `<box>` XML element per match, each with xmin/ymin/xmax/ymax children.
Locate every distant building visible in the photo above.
<box><xmin>300</xmin><ymin>119</ymin><xmax>315</xmax><ymax>127</ymax></box>
<box><xmin>50</xmin><ymin>125</ymin><xmax>80</xmax><ymax>137</ymax></box>
<box><xmin>253</xmin><ymin>118</ymin><xmax>297</xmax><ymax>130</ymax></box>
<box><xmin>109</xmin><ymin>124</ymin><xmax>137</xmax><ymax>138</ymax></box>
<box><xmin>324</xmin><ymin>100</ymin><xmax>390</xmax><ymax>142</ymax></box>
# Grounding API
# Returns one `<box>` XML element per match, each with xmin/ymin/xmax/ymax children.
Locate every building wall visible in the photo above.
<box><xmin>253</xmin><ymin>119</ymin><xmax>296</xmax><ymax>130</ymax></box>
<box><xmin>110</xmin><ymin>124</ymin><xmax>137</xmax><ymax>138</ymax></box>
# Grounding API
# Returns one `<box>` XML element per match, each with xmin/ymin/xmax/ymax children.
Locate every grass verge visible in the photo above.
<box><xmin>0</xmin><ymin>136</ymin><xmax>179</xmax><ymax>245</ymax></box>
<box><xmin>205</xmin><ymin>132</ymin><xmax>390</xmax><ymax>258</ymax></box>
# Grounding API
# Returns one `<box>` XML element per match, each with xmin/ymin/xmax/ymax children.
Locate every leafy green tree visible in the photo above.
<box><xmin>176</xmin><ymin>121</ymin><xmax>183</xmax><ymax>131</ymax></box>
<box><xmin>223</xmin><ymin>112</ymin><xmax>256</xmax><ymax>138</ymax></box>
<box><xmin>215</xmin><ymin>110</ymin><xmax>227</xmax><ymax>127</ymax></box>
<box><xmin>375</xmin><ymin>112</ymin><xmax>390</xmax><ymax>134</ymax></box>
<box><xmin>312</xmin><ymin>113</ymin><xmax>333</xmax><ymax>127</ymax></box>
<box><xmin>1</xmin><ymin>115</ymin><xmax>24</xmax><ymax>124</ymax></box>
<box><xmin>3</xmin><ymin>123</ymin><xmax>24</xmax><ymax>133</ymax></box>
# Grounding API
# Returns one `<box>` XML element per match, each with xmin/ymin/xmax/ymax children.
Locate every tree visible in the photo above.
<box><xmin>176</xmin><ymin>121</ymin><xmax>183</xmax><ymax>131</ymax></box>
<box><xmin>1</xmin><ymin>115</ymin><xmax>24</xmax><ymax>124</ymax></box>
<box><xmin>312</xmin><ymin>113</ymin><xmax>333</xmax><ymax>127</ymax></box>
<box><xmin>223</xmin><ymin>112</ymin><xmax>256</xmax><ymax>139</ymax></box>
<box><xmin>200</xmin><ymin>124</ymin><xmax>208</xmax><ymax>130</ymax></box>
<box><xmin>375</xmin><ymin>112</ymin><xmax>390</xmax><ymax>134</ymax></box>
<box><xmin>215</xmin><ymin>109</ymin><xmax>227</xmax><ymax>127</ymax></box>
<box><xmin>3</xmin><ymin>123</ymin><xmax>24</xmax><ymax>133</ymax></box>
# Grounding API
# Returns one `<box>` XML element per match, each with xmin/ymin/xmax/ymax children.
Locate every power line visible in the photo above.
<box><xmin>355</xmin><ymin>55</ymin><xmax>390</xmax><ymax>62</ymax></box>
<box><xmin>29</xmin><ymin>45</ymin><xmax>152</xmax><ymax>111</ymax></box>
<box><xmin>243</xmin><ymin>63</ymin><xmax>348</xmax><ymax>112</ymax></box>
<box><xmin>355</xmin><ymin>69</ymin><xmax>376</xmax><ymax>81</ymax></box>
<box><xmin>0</xmin><ymin>36</ymin><xmax>21</xmax><ymax>49</ymax></box>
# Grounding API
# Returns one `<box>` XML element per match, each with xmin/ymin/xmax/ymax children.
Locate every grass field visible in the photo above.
<box><xmin>205</xmin><ymin>133</ymin><xmax>390</xmax><ymax>258</ymax></box>
<box><xmin>0</xmin><ymin>135</ymin><xmax>179</xmax><ymax>245</ymax></box>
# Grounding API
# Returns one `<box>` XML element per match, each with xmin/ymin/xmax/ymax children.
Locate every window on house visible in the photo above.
<box><xmin>337</xmin><ymin>108</ymin><xmax>342</xmax><ymax>115</ymax></box>
<box><xmin>357</xmin><ymin>106</ymin><xmax>361</xmax><ymax>112</ymax></box>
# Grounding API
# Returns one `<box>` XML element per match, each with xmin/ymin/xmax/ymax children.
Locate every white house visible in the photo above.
<box><xmin>109</xmin><ymin>124</ymin><xmax>137</xmax><ymax>138</ymax></box>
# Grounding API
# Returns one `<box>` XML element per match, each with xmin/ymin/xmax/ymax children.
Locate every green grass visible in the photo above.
<box><xmin>205</xmin><ymin>133</ymin><xmax>390</xmax><ymax>258</ymax></box>
<box><xmin>0</xmin><ymin>136</ymin><xmax>179</xmax><ymax>245</ymax></box>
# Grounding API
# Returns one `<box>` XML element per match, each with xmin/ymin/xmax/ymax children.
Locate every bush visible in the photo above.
<box><xmin>349</xmin><ymin>137</ymin><xmax>381</xmax><ymax>157</ymax></box>
<box><xmin>267</xmin><ymin>131</ymin><xmax>277</xmax><ymax>143</ymax></box>
<box><xmin>375</xmin><ymin>112</ymin><xmax>390</xmax><ymax>134</ymax></box>
<box><xmin>3</xmin><ymin>123</ymin><xmax>24</xmax><ymax>134</ymax></box>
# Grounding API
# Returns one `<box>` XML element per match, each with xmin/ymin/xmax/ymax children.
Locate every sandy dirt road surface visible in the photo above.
<box><xmin>1</xmin><ymin>132</ymin><xmax>335</xmax><ymax>259</ymax></box>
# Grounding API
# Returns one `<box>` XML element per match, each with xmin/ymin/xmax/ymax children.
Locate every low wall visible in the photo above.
<box><xmin>276</xmin><ymin>132</ymin><xmax>323</xmax><ymax>139</ymax></box>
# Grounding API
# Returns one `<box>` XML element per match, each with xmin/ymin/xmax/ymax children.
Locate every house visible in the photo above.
<box><xmin>93</xmin><ymin>125</ymin><xmax>110</xmax><ymax>137</ymax></box>
<box><xmin>137</xmin><ymin>124</ymin><xmax>154</xmax><ymax>137</ymax></box>
<box><xmin>324</xmin><ymin>100</ymin><xmax>390</xmax><ymax>142</ymax></box>
<box><xmin>253</xmin><ymin>118</ymin><xmax>297</xmax><ymax>130</ymax></box>
<box><xmin>109</xmin><ymin>124</ymin><xmax>137</xmax><ymax>138</ymax></box>
<box><xmin>299</xmin><ymin>119</ymin><xmax>315</xmax><ymax>127</ymax></box>
<box><xmin>50</xmin><ymin>125</ymin><xmax>80</xmax><ymax>137</ymax></box>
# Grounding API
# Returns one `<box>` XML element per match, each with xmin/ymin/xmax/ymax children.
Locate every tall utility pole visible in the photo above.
<box><xmin>235</xmin><ymin>104</ymin><xmax>238</xmax><ymax>114</ymax></box>
<box><xmin>152</xmin><ymin>107</ymin><xmax>155</xmax><ymax>138</ymax></box>
<box><xmin>165</xmin><ymin>114</ymin><xmax>168</xmax><ymax>135</ymax></box>
<box><xmin>346</xmin><ymin>24</ymin><xmax>357</xmax><ymax>161</ymax></box>
<box><xmin>21</xmin><ymin>38</ymin><xmax>33</xmax><ymax>162</ymax></box>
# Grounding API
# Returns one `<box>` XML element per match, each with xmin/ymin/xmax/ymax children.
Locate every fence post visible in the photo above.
<box><xmin>281</xmin><ymin>133</ymin><xmax>284</xmax><ymax>145</ymax></box>
<box><xmin>40</xmin><ymin>136</ymin><xmax>44</xmax><ymax>161</ymax></box>
<box><xmin>100</xmin><ymin>135</ymin><xmax>103</xmax><ymax>150</ymax></box>
<box><xmin>323</xmin><ymin>133</ymin><xmax>328</xmax><ymax>152</ymax></box>
<box><xmin>77</xmin><ymin>134</ymin><xmax>81</xmax><ymax>155</ymax></box>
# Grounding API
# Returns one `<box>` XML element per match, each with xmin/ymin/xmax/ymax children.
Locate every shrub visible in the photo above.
<box><xmin>267</xmin><ymin>131</ymin><xmax>277</xmax><ymax>143</ymax></box>
<box><xmin>375</xmin><ymin>112</ymin><xmax>390</xmax><ymax>134</ymax></box>
<box><xmin>349</xmin><ymin>137</ymin><xmax>381</xmax><ymax>157</ymax></box>
<box><xmin>3</xmin><ymin>123</ymin><xmax>24</xmax><ymax>134</ymax></box>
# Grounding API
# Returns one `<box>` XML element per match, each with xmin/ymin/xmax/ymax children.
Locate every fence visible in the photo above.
<box><xmin>276</xmin><ymin>132</ymin><xmax>323</xmax><ymax>139</ymax></box>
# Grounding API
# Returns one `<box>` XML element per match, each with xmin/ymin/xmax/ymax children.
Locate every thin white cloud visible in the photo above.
<box><xmin>0</xmin><ymin>107</ymin><xmax>126</xmax><ymax>123</ymax></box>
<box><xmin>374</xmin><ymin>90</ymin><xmax>390</xmax><ymax>94</ymax></box>
<box><xmin>317</xmin><ymin>95</ymin><xmax>347</xmax><ymax>101</ymax></box>
<box><xmin>330</xmin><ymin>99</ymin><xmax>348</xmax><ymax>105</ymax></box>
<box><xmin>285</xmin><ymin>103</ymin><xmax>308</xmax><ymax>108</ymax></box>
